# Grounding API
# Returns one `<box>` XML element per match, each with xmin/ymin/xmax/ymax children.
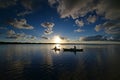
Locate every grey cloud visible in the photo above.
<box><xmin>41</xmin><ymin>22</ymin><xmax>55</xmax><ymax>35</ymax></box>
<box><xmin>74</xmin><ymin>29</ymin><xmax>84</xmax><ymax>32</ymax></box>
<box><xmin>17</xmin><ymin>11</ymin><xmax>32</xmax><ymax>16</ymax></box>
<box><xmin>20</xmin><ymin>0</ymin><xmax>32</xmax><ymax>10</ymax></box>
<box><xmin>95</xmin><ymin>24</ymin><xmax>102</xmax><ymax>32</ymax></box>
<box><xmin>41</xmin><ymin>22</ymin><xmax>55</xmax><ymax>28</ymax></box>
<box><xmin>6</xmin><ymin>30</ymin><xmax>37</xmax><ymax>40</ymax></box>
<box><xmin>41</xmin><ymin>35</ymin><xmax>49</xmax><ymax>40</ymax></box>
<box><xmin>48</xmin><ymin>0</ymin><xmax>57</xmax><ymax>6</ymax></box>
<box><xmin>0</xmin><ymin>27</ymin><xmax>7</xmax><ymax>30</ymax></box>
<box><xmin>87</xmin><ymin>15</ymin><xmax>97</xmax><ymax>23</ymax></box>
<box><xmin>79</xmin><ymin>35</ymin><xmax>104</xmax><ymax>41</ymax></box>
<box><xmin>75</xmin><ymin>19</ymin><xmax>84</xmax><ymax>27</ymax></box>
<box><xmin>49</xmin><ymin>0</ymin><xmax>96</xmax><ymax>19</ymax></box>
<box><xmin>0</xmin><ymin>0</ymin><xmax>17</xmax><ymax>8</ymax></box>
<box><xmin>49</xmin><ymin>0</ymin><xmax>120</xmax><ymax>20</ymax></box>
<box><xmin>7</xmin><ymin>30</ymin><xmax>26</xmax><ymax>39</ymax></box>
<box><xmin>96</xmin><ymin>0</ymin><xmax>120</xmax><ymax>20</ymax></box>
<box><xmin>9</xmin><ymin>18</ymin><xmax>34</xmax><ymax>29</ymax></box>
<box><xmin>95</xmin><ymin>21</ymin><xmax>120</xmax><ymax>34</ymax></box>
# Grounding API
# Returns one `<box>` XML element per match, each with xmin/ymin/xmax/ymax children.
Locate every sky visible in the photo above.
<box><xmin>0</xmin><ymin>0</ymin><xmax>120</xmax><ymax>43</ymax></box>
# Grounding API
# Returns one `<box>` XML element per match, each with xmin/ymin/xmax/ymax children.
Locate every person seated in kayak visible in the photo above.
<box><xmin>54</xmin><ymin>46</ymin><xmax>57</xmax><ymax>49</ymax></box>
<box><xmin>74</xmin><ymin>46</ymin><xmax>76</xmax><ymax>50</ymax></box>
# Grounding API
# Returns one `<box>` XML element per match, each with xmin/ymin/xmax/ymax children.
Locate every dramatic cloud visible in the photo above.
<box><xmin>87</xmin><ymin>15</ymin><xmax>97</xmax><ymax>23</ymax></box>
<box><xmin>75</xmin><ymin>19</ymin><xmax>84</xmax><ymax>27</ymax></box>
<box><xmin>41</xmin><ymin>22</ymin><xmax>55</xmax><ymax>35</ymax></box>
<box><xmin>0</xmin><ymin>0</ymin><xmax>17</xmax><ymax>8</ymax></box>
<box><xmin>74</xmin><ymin>29</ymin><xmax>84</xmax><ymax>32</ymax></box>
<box><xmin>49</xmin><ymin>0</ymin><xmax>120</xmax><ymax>20</ymax></box>
<box><xmin>49</xmin><ymin>0</ymin><xmax>97</xmax><ymax>19</ymax></box>
<box><xmin>95</xmin><ymin>21</ymin><xmax>120</xmax><ymax>34</ymax></box>
<box><xmin>96</xmin><ymin>0</ymin><xmax>120</xmax><ymax>20</ymax></box>
<box><xmin>79</xmin><ymin>35</ymin><xmax>104</xmax><ymax>41</ymax></box>
<box><xmin>8</xmin><ymin>18</ymin><xmax>34</xmax><ymax>29</ymax></box>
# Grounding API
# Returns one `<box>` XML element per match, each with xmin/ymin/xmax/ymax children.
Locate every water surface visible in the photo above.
<box><xmin>0</xmin><ymin>44</ymin><xmax>120</xmax><ymax>80</ymax></box>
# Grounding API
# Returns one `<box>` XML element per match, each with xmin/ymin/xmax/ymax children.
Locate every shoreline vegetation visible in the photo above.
<box><xmin>0</xmin><ymin>41</ymin><xmax>120</xmax><ymax>45</ymax></box>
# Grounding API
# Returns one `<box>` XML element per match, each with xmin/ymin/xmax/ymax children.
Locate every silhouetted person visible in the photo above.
<box><xmin>74</xmin><ymin>46</ymin><xmax>76</xmax><ymax>50</ymax></box>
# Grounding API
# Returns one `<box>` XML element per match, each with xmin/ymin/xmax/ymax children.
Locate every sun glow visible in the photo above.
<box><xmin>54</xmin><ymin>36</ymin><xmax>61</xmax><ymax>43</ymax></box>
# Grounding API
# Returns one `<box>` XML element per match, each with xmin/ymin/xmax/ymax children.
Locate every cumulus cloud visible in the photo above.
<box><xmin>0</xmin><ymin>0</ymin><xmax>17</xmax><ymax>8</ymax></box>
<box><xmin>75</xmin><ymin>19</ymin><xmax>84</xmax><ymax>27</ymax></box>
<box><xmin>87</xmin><ymin>15</ymin><xmax>97</xmax><ymax>23</ymax></box>
<box><xmin>8</xmin><ymin>18</ymin><xmax>34</xmax><ymax>29</ymax></box>
<box><xmin>74</xmin><ymin>29</ymin><xmax>84</xmax><ymax>32</ymax></box>
<box><xmin>95</xmin><ymin>21</ymin><xmax>120</xmax><ymax>34</ymax></box>
<box><xmin>41</xmin><ymin>22</ymin><xmax>55</xmax><ymax>35</ymax></box>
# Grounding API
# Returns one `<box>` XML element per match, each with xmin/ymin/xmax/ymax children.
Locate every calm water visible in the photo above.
<box><xmin>0</xmin><ymin>44</ymin><xmax>120</xmax><ymax>80</ymax></box>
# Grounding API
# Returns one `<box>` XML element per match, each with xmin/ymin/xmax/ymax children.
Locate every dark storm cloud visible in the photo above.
<box><xmin>41</xmin><ymin>22</ymin><xmax>55</xmax><ymax>35</ymax></box>
<box><xmin>8</xmin><ymin>18</ymin><xmax>34</xmax><ymax>29</ymax></box>
<box><xmin>0</xmin><ymin>0</ymin><xmax>17</xmax><ymax>8</ymax></box>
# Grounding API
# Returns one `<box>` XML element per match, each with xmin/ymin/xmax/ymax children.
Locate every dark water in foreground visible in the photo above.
<box><xmin>0</xmin><ymin>44</ymin><xmax>120</xmax><ymax>80</ymax></box>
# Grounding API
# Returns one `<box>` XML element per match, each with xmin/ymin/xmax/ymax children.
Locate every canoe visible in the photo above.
<box><xmin>52</xmin><ymin>48</ymin><xmax>60</xmax><ymax>51</ymax></box>
<box><xmin>63</xmin><ymin>48</ymin><xmax>83</xmax><ymax>52</ymax></box>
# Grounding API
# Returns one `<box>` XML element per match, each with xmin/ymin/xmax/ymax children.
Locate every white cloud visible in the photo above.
<box><xmin>74</xmin><ymin>29</ymin><xmax>84</xmax><ymax>32</ymax></box>
<box><xmin>41</xmin><ymin>22</ymin><xmax>55</xmax><ymax>35</ymax></box>
<box><xmin>9</xmin><ymin>18</ymin><xmax>34</xmax><ymax>29</ymax></box>
<box><xmin>75</xmin><ymin>19</ymin><xmax>84</xmax><ymax>27</ymax></box>
<box><xmin>87</xmin><ymin>15</ymin><xmax>97</xmax><ymax>23</ymax></box>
